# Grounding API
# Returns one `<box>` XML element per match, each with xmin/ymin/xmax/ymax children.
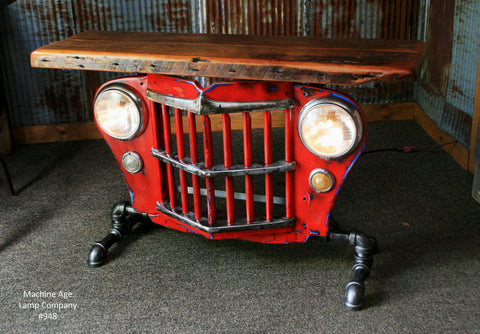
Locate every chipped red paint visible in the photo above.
<box><xmin>94</xmin><ymin>74</ymin><xmax>366</xmax><ymax>244</ymax></box>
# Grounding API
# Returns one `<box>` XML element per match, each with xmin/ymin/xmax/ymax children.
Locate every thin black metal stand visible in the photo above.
<box><xmin>327</xmin><ymin>218</ymin><xmax>378</xmax><ymax>311</ymax></box>
<box><xmin>0</xmin><ymin>156</ymin><xmax>14</xmax><ymax>196</ymax></box>
<box><xmin>87</xmin><ymin>201</ymin><xmax>151</xmax><ymax>267</ymax></box>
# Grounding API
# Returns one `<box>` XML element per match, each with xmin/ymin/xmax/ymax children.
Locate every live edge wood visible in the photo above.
<box><xmin>31</xmin><ymin>31</ymin><xmax>424</xmax><ymax>85</ymax></box>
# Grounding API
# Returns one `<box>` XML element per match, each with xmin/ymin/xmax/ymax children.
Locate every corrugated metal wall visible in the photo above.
<box><xmin>416</xmin><ymin>0</ymin><xmax>480</xmax><ymax>147</ymax></box>
<box><xmin>0</xmin><ymin>0</ymin><xmax>199</xmax><ymax>127</ymax></box>
<box><xmin>6</xmin><ymin>0</ymin><xmax>477</xmax><ymax>149</ymax></box>
<box><xmin>0</xmin><ymin>1</ymin><xmax>81</xmax><ymax>126</ymax></box>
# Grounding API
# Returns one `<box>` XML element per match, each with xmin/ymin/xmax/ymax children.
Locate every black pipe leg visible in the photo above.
<box><xmin>328</xmin><ymin>224</ymin><xmax>377</xmax><ymax>311</ymax></box>
<box><xmin>87</xmin><ymin>201</ymin><xmax>150</xmax><ymax>268</ymax></box>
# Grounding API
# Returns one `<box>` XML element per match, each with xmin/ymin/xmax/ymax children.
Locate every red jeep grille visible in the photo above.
<box><xmin>150</xmin><ymin>103</ymin><xmax>296</xmax><ymax>233</ymax></box>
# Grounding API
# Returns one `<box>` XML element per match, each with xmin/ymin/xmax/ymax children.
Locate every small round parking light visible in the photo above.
<box><xmin>309</xmin><ymin>169</ymin><xmax>334</xmax><ymax>193</ymax></box>
<box><xmin>122</xmin><ymin>151</ymin><xmax>143</xmax><ymax>174</ymax></box>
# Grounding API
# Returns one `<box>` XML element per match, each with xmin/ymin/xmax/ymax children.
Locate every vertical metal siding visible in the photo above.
<box><xmin>0</xmin><ymin>0</ymin><xmax>83</xmax><ymax>126</ymax></box>
<box><xmin>416</xmin><ymin>0</ymin><xmax>480</xmax><ymax>147</ymax></box>
<box><xmin>72</xmin><ymin>0</ymin><xmax>192</xmax><ymax>33</ymax></box>
<box><xmin>447</xmin><ymin>0</ymin><xmax>480</xmax><ymax>118</ymax></box>
<box><xmin>206</xmin><ymin>0</ymin><xmax>298</xmax><ymax>36</ymax></box>
<box><xmin>310</xmin><ymin>0</ymin><xmax>419</xmax><ymax>39</ymax></box>
<box><xmin>0</xmin><ymin>0</ymin><xmax>197</xmax><ymax>128</ymax></box>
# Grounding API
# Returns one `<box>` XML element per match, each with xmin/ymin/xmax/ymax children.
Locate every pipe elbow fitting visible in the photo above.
<box><xmin>87</xmin><ymin>242</ymin><xmax>107</xmax><ymax>268</ymax></box>
<box><xmin>344</xmin><ymin>281</ymin><xmax>365</xmax><ymax>311</ymax></box>
<box><xmin>111</xmin><ymin>201</ymin><xmax>130</xmax><ymax>221</ymax></box>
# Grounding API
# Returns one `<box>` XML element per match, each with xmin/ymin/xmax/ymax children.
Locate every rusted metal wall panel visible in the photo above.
<box><xmin>72</xmin><ymin>0</ymin><xmax>192</xmax><ymax>33</ymax></box>
<box><xmin>0</xmin><ymin>1</ymin><xmax>82</xmax><ymax>127</ymax></box>
<box><xmin>310</xmin><ymin>0</ymin><xmax>420</xmax><ymax>39</ymax></box>
<box><xmin>421</xmin><ymin>0</ymin><xmax>454</xmax><ymax>96</ymax></box>
<box><xmin>0</xmin><ymin>0</ymin><xmax>198</xmax><ymax>128</ymax></box>
<box><xmin>206</xmin><ymin>0</ymin><xmax>299</xmax><ymax>36</ymax></box>
<box><xmin>417</xmin><ymin>0</ymin><xmax>480</xmax><ymax>147</ymax></box>
<box><xmin>447</xmin><ymin>0</ymin><xmax>480</xmax><ymax>118</ymax></box>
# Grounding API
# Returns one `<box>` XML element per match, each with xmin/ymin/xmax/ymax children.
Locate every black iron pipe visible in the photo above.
<box><xmin>87</xmin><ymin>201</ymin><xmax>150</xmax><ymax>268</ymax></box>
<box><xmin>328</xmin><ymin>228</ymin><xmax>377</xmax><ymax>311</ymax></box>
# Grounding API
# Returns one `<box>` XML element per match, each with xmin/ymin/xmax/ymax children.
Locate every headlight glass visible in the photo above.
<box><xmin>298</xmin><ymin>100</ymin><xmax>361</xmax><ymax>159</ymax></box>
<box><xmin>94</xmin><ymin>86</ymin><xmax>142</xmax><ymax>140</ymax></box>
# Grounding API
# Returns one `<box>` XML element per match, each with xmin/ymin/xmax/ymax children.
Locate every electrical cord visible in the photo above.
<box><xmin>362</xmin><ymin>140</ymin><xmax>458</xmax><ymax>155</ymax></box>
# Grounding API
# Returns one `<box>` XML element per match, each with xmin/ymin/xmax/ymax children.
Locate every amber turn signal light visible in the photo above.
<box><xmin>309</xmin><ymin>169</ymin><xmax>334</xmax><ymax>192</ymax></box>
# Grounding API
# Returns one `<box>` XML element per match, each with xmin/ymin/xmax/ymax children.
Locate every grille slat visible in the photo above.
<box><xmin>162</xmin><ymin>104</ymin><xmax>176</xmax><ymax>209</ymax></box>
<box><xmin>174</xmin><ymin>108</ymin><xmax>189</xmax><ymax>214</ymax></box>
<box><xmin>153</xmin><ymin>103</ymin><xmax>166</xmax><ymax>204</ymax></box>
<box><xmin>222</xmin><ymin>113</ymin><xmax>235</xmax><ymax>225</ymax></box>
<box><xmin>284</xmin><ymin>108</ymin><xmax>294</xmax><ymax>218</ymax></box>
<box><xmin>188</xmin><ymin>112</ymin><xmax>202</xmax><ymax>221</ymax></box>
<box><xmin>202</xmin><ymin>115</ymin><xmax>216</xmax><ymax>225</ymax></box>
<box><xmin>242</xmin><ymin>112</ymin><xmax>254</xmax><ymax>223</ymax></box>
<box><xmin>264</xmin><ymin>110</ymin><xmax>273</xmax><ymax>221</ymax></box>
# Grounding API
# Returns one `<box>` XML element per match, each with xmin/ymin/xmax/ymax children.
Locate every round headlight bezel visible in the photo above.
<box><xmin>94</xmin><ymin>84</ymin><xmax>144</xmax><ymax>141</ymax></box>
<box><xmin>297</xmin><ymin>97</ymin><xmax>364</xmax><ymax>160</ymax></box>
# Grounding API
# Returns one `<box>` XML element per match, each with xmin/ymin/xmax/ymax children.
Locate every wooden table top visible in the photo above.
<box><xmin>30</xmin><ymin>31</ymin><xmax>424</xmax><ymax>85</ymax></box>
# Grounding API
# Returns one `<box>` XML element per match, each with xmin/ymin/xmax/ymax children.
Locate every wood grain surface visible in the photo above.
<box><xmin>31</xmin><ymin>31</ymin><xmax>424</xmax><ymax>85</ymax></box>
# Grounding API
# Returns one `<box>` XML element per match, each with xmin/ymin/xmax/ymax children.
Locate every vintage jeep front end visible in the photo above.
<box><xmin>89</xmin><ymin>73</ymin><xmax>375</xmax><ymax>310</ymax></box>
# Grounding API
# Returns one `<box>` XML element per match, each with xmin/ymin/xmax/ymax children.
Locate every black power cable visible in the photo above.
<box><xmin>362</xmin><ymin>141</ymin><xmax>458</xmax><ymax>156</ymax></box>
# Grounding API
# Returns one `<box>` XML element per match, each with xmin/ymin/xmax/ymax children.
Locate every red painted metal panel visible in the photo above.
<box><xmin>94</xmin><ymin>74</ymin><xmax>366</xmax><ymax>244</ymax></box>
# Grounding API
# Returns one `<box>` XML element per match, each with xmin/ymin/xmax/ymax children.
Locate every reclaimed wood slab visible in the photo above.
<box><xmin>31</xmin><ymin>31</ymin><xmax>424</xmax><ymax>85</ymax></box>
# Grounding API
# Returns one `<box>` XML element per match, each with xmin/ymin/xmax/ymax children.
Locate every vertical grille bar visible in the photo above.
<box><xmin>188</xmin><ymin>112</ymin><xmax>202</xmax><ymax>221</ymax></box>
<box><xmin>284</xmin><ymin>108</ymin><xmax>294</xmax><ymax>218</ymax></box>
<box><xmin>243</xmin><ymin>112</ymin><xmax>254</xmax><ymax>222</ymax></box>
<box><xmin>202</xmin><ymin>115</ymin><xmax>216</xmax><ymax>225</ymax></box>
<box><xmin>263</xmin><ymin>110</ymin><xmax>273</xmax><ymax>221</ymax></box>
<box><xmin>153</xmin><ymin>103</ymin><xmax>165</xmax><ymax>203</ymax></box>
<box><xmin>222</xmin><ymin>113</ymin><xmax>235</xmax><ymax>225</ymax></box>
<box><xmin>161</xmin><ymin>105</ymin><xmax>176</xmax><ymax>209</ymax></box>
<box><xmin>174</xmin><ymin>108</ymin><xmax>189</xmax><ymax>214</ymax></box>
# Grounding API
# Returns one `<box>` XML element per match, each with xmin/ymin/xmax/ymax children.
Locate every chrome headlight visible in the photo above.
<box><xmin>94</xmin><ymin>84</ymin><xmax>143</xmax><ymax>140</ymax></box>
<box><xmin>298</xmin><ymin>98</ymin><xmax>363</xmax><ymax>159</ymax></box>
